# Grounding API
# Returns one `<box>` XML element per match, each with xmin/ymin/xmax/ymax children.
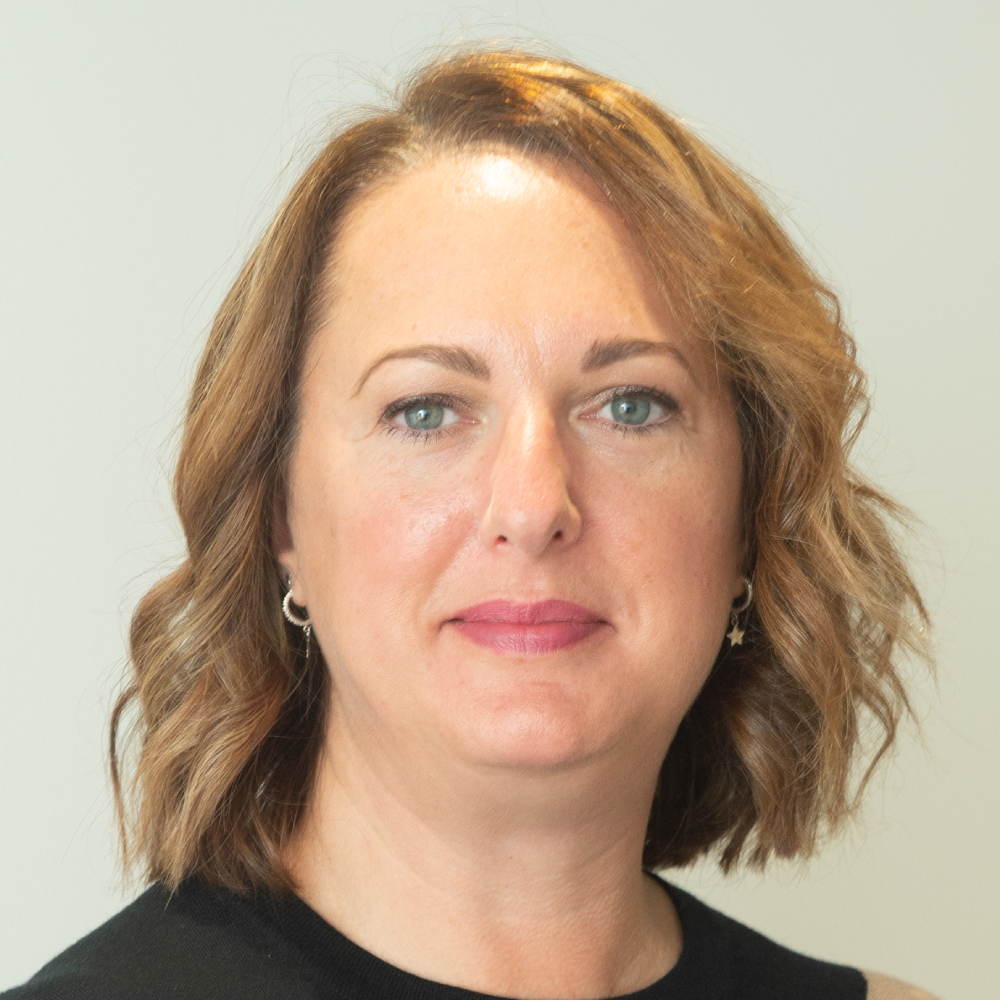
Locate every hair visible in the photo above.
<box><xmin>111</xmin><ymin>46</ymin><xmax>931</xmax><ymax>893</ymax></box>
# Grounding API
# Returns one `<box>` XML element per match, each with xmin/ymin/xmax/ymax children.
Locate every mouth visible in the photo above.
<box><xmin>446</xmin><ymin>599</ymin><xmax>608</xmax><ymax>655</ymax></box>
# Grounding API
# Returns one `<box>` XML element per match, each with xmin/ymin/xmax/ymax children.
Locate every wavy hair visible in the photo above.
<box><xmin>111</xmin><ymin>47</ymin><xmax>930</xmax><ymax>891</ymax></box>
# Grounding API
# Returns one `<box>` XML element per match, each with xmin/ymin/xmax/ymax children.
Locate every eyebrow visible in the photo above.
<box><xmin>352</xmin><ymin>336</ymin><xmax>692</xmax><ymax>396</ymax></box>
<box><xmin>352</xmin><ymin>345</ymin><xmax>491</xmax><ymax>396</ymax></box>
<box><xmin>581</xmin><ymin>338</ymin><xmax>692</xmax><ymax>375</ymax></box>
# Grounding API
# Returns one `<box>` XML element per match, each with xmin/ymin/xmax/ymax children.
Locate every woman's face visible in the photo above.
<box><xmin>279</xmin><ymin>152</ymin><xmax>745</xmax><ymax>775</ymax></box>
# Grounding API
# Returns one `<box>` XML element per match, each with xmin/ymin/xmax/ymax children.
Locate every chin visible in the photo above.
<box><xmin>447</xmin><ymin>688</ymin><xmax>616</xmax><ymax>770</ymax></box>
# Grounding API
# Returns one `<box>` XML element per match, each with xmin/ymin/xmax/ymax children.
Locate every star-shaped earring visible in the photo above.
<box><xmin>727</xmin><ymin>577</ymin><xmax>753</xmax><ymax>647</ymax></box>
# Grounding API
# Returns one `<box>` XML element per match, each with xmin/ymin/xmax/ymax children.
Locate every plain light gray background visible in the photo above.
<box><xmin>1</xmin><ymin>2</ymin><xmax>997</xmax><ymax>996</ymax></box>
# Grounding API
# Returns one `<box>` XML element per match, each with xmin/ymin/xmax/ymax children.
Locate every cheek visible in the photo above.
<box><xmin>352</xmin><ymin>486</ymin><xmax>472</xmax><ymax>586</ymax></box>
<box><xmin>585</xmin><ymin>446</ymin><xmax>742</xmax><ymax>666</ymax></box>
<box><xmin>295</xmin><ymin>447</ymin><xmax>479</xmax><ymax>632</ymax></box>
<box><xmin>595</xmin><ymin>458</ymin><xmax>740</xmax><ymax>581</ymax></box>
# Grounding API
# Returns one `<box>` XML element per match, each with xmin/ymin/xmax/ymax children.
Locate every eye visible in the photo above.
<box><xmin>403</xmin><ymin>402</ymin><xmax>448</xmax><ymax>430</ymax></box>
<box><xmin>593</xmin><ymin>387</ymin><xmax>678</xmax><ymax>432</ymax></box>
<box><xmin>606</xmin><ymin>396</ymin><xmax>652</xmax><ymax>425</ymax></box>
<box><xmin>383</xmin><ymin>395</ymin><xmax>464</xmax><ymax>439</ymax></box>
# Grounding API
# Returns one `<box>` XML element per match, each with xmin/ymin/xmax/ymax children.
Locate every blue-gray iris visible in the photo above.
<box><xmin>405</xmin><ymin>403</ymin><xmax>445</xmax><ymax>430</ymax></box>
<box><xmin>611</xmin><ymin>397</ymin><xmax>650</xmax><ymax>425</ymax></box>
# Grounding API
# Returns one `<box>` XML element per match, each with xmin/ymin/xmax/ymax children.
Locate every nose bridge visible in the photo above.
<box><xmin>508</xmin><ymin>395</ymin><xmax>561</xmax><ymax>465</ymax></box>
<box><xmin>481</xmin><ymin>396</ymin><xmax>581</xmax><ymax>555</ymax></box>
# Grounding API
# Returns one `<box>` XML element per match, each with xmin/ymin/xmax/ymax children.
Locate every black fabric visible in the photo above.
<box><xmin>2</xmin><ymin>876</ymin><xmax>867</xmax><ymax>1000</ymax></box>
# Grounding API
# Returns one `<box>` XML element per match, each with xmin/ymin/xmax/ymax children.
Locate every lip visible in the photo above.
<box><xmin>447</xmin><ymin>600</ymin><xmax>607</xmax><ymax>655</ymax></box>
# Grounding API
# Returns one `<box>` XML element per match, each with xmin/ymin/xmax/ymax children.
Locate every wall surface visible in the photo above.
<box><xmin>1</xmin><ymin>2</ymin><xmax>997</xmax><ymax>997</ymax></box>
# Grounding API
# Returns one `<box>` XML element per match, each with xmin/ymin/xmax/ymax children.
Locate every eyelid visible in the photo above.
<box><xmin>586</xmin><ymin>384</ymin><xmax>680</xmax><ymax>414</ymax></box>
<box><xmin>382</xmin><ymin>392</ymin><xmax>472</xmax><ymax>420</ymax></box>
<box><xmin>380</xmin><ymin>392</ymin><xmax>475</xmax><ymax>442</ymax></box>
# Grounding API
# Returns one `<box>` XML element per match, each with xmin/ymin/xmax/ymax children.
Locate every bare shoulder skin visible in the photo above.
<box><xmin>865</xmin><ymin>971</ymin><xmax>942</xmax><ymax>999</ymax></box>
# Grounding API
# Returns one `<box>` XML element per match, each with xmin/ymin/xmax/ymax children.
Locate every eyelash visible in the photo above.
<box><xmin>381</xmin><ymin>393</ymin><xmax>468</xmax><ymax>442</ymax></box>
<box><xmin>594</xmin><ymin>385</ymin><xmax>680</xmax><ymax>437</ymax></box>
<box><xmin>380</xmin><ymin>385</ymin><xmax>681</xmax><ymax>442</ymax></box>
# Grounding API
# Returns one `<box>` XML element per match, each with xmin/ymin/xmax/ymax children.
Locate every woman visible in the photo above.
<box><xmin>3</xmin><ymin>49</ymin><xmax>937</xmax><ymax>1000</ymax></box>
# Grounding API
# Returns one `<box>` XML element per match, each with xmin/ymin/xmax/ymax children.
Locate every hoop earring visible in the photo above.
<box><xmin>282</xmin><ymin>589</ymin><xmax>312</xmax><ymax>659</ymax></box>
<box><xmin>727</xmin><ymin>577</ymin><xmax>753</xmax><ymax>647</ymax></box>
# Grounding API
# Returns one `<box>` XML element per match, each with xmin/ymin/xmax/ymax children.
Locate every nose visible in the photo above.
<box><xmin>479</xmin><ymin>402</ymin><xmax>582</xmax><ymax>557</ymax></box>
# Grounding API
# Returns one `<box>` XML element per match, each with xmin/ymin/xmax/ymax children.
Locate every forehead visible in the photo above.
<box><xmin>317</xmin><ymin>151</ymin><xmax>704</xmax><ymax>376</ymax></box>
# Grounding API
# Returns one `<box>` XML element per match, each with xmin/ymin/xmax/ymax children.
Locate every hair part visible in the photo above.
<box><xmin>111</xmin><ymin>46</ymin><xmax>931</xmax><ymax>892</ymax></box>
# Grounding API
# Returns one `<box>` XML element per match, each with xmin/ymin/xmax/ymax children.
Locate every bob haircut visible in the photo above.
<box><xmin>112</xmin><ymin>47</ymin><xmax>930</xmax><ymax>893</ymax></box>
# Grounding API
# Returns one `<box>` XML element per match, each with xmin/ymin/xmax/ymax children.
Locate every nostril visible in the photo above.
<box><xmin>552</xmin><ymin>530</ymin><xmax>563</xmax><ymax>540</ymax></box>
<box><xmin>498</xmin><ymin>535</ymin><xmax>508</xmax><ymax>543</ymax></box>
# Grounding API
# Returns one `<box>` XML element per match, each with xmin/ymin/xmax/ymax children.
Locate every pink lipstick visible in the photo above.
<box><xmin>448</xmin><ymin>600</ymin><xmax>606</xmax><ymax>655</ymax></box>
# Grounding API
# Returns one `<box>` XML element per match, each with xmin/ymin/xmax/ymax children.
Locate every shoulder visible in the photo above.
<box><xmin>664</xmin><ymin>880</ymin><xmax>878</xmax><ymax>1000</ymax></box>
<box><xmin>0</xmin><ymin>880</ymin><xmax>312</xmax><ymax>1000</ymax></box>
<box><xmin>864</xmin><ymin>971</ymin><xmax>943</xmax><ymax>1000</ymax></box>
<box><xmin>665</xmin><ymin>881</ymin><xmax>943</xmax><ymax>1000</ymax></box>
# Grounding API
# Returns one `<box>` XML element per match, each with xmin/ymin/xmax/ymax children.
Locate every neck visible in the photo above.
<box><xmin>285</xmin><ymin>706</ymin><xmax>681</xmax><ymax>1000</ymax></box>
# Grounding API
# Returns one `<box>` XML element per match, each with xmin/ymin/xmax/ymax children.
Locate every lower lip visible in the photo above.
<box><xmin>452</xmin><ymin>620</ymin><xmax>604</xmax><ymax>655</ymax></box>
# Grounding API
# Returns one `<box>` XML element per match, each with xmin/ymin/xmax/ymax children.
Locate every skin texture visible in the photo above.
<box><xmin>276</xmin><ymin>151</ymin><xmax>746</xmax><ymax>999</ymax></box>
<box><xmin>863</xmin><ymin>972</ymin><xmax>941</xmax><ymax>1000</ymax></box>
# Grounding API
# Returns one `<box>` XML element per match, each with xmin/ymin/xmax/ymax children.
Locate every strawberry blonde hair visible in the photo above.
<box><xmin>112</xmin><ymin>48</ymin><xmax>930</xmax><ymax>891</ymax></box>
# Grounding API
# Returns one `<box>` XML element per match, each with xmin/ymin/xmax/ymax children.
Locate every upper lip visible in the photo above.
<box><xmin>448</xmin><ymin>600</ymin><xmax>605</xmax><ymax>625</ymax></box>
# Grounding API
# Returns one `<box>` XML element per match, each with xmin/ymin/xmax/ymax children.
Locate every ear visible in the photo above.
<box><xmin>273</xmin><ymin>491</ymin><xmax>304</xmax><ymax>605</ymax></box>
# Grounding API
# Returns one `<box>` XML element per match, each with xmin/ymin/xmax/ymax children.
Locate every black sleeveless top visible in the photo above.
<box><xmin>2</xmin><ymin>876</ymin><xmax>866</xmax><ymax>999</ymax></box>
